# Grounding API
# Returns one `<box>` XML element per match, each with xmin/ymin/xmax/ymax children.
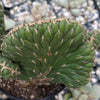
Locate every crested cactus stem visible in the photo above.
<box><xmin>1</xmin><ymin>18</ymin><xmax>95</xmax><ymax>88</ymax></box>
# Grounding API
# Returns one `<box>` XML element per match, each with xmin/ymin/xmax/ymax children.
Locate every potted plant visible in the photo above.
<box><xmin>0</xmin><ymin>3</ymin><xmax>99</xmax><ymax>100</ymax></box>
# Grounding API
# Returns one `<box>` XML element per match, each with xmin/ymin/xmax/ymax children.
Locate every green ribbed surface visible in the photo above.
<box><xmin>0</xmin><ymin>54</ymin><xmax>32</xmax><ymax>80</ymax></box>
<box><xmin>91</xmin><ymin>31</ymin><xmax>100</xmax><ymax>49</ymax></box>
<box><xmin>0</xmin><ymin>53</ymin><xmax>20</xmax><ymax>79</ymax></box>
<box><xmin>1</xmin><ymin>19</ymin><xmax>94</xmax><ymax>88</ymax></box>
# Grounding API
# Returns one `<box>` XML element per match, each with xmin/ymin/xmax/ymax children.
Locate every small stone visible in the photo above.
<box><xmin>0</xmin><ymin>94</ymin><xmax>7</xmax><ymax>99</ymax></box>
<box><xmin>10</xmin><ymin>10</ymin><xmax>14</xmax><ymax>15</ymax></box>
<box><xmin>91</xmin><ymin>78</ymin><xmax>97</xmax><ymax>84</ymax></box>
<box><xmin>80</xmin><ymin>8</ymin><xmax>85</xmax><ymax>12</ymax></box>
<box><xmin>71</xmin><ymin>9</ymin><xmax>80</xmax><ymax>16</ymax></box>
<box><xmin>96</xmin><ymin>68</ymin><xmax>100</xmax><ymax>79</ymax></box>
<box><xmin>0</xmin><ymin>79</ymin><xmax>2</xmax><ymax>82</ymax></box>
<box><xmin>88</xmin><ymin>1</ymin><xmax>93</xmax><ymax>6</ymax></box>
<box><xmin>57</xmin><ymin>0</ymin><xmax>69</xmax><ymax>8</ymax></box>
<box><xmin>92</xmin><ymin>13</ymin><xmax>98</xmax><ymax>20</ymax></box>
<box><xmin>63</xmin><ymin>12</ymin><xmax>71</xmax><ymax>18</ymax></box>
<box><xmin>24</xmin><ymin>15</ymin><xmax>34</xmax><ymax>23</ymax></box>
<box><xmin>91</xmin><ymin>71</ymin><xmax>95</xmax><ymax>74</ymax></box>
<box><xmin>5</xmin><ymin>19</ymin><xmax>16</xmax><ymax>30</ymax></box>
<box><xmin>30</xmin><ymin>95</ymin><xmax>34</xmax><ymax>99</ymax></box>
<box><xmin>54</xmin><ymin>6</ymin><xmax>62</xmax><ymax>11</ymax></box>
<box><xmin>92</xmin><ymin>23</ymin><xmax>98</xmax><ymax>30</ymax></box>
<box><xmin>76</xmin><ymin>16</ymin><xmax>85</xmax><ymax>22</ymax></box>
<box><xmin>3</xmin><ymin>84</ymin><xmax>5</xmax><ymax>87</ymax></box>
<box><xmin>95</xmin><ymin>58</ymin><xmax>100</xmax><ymax>64</ymax></box>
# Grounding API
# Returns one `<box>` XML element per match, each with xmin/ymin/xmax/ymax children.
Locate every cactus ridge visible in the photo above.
<box><xmin>1</xmin><ymin>19</ymin><xmax>94</xmax><ymax>88</ymax></box>
<box><xmin>0</xmin><ymin>54</ymin><xmax>20</xmax><ymax>79</ymax></box>
<box><xmin>0</xmin><ymin>54</ymin><xmax>32</xmax><ymax>80</ymax></box>
<box><xmin>86</xmin><ymin>30</ymin><xmax>100</xmax><ymax>49</ymax></box>
<box><xmin>91</xmin><ymin>31</ymin><xmax>100</xmax><ymax>49</ymax></box>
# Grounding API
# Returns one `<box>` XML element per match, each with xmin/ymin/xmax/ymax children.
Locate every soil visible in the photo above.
<box><xmin>0</xmin><ymin>77</ymin><xmax>65</xmax><ymax>100</ymax></box>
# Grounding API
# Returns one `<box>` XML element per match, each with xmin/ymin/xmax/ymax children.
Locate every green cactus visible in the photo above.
<box><xmin>1</xmin><ymin>19</ymin><xmax>94</xmax><ymax>88</ymax></box>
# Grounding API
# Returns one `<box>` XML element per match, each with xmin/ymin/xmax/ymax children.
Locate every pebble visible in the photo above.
<box><xmin>0</xmin><ymin>94</ymin><xmax>7</xmax><ymax>99</ymax></box>
<box><xmin>91</xmin><ymin>78</ymin><xmax>97</xmax><ymax>84</ymax></box>
<box><xmin>56</xmin><ymin>0</ymin><xmax>69</xmax><ymax>8</ymax></box>
<box><xmin>30</xmin><ymin>95</ymin><xmax>34</xmax><ymax>99</ymax></box>
<box><xmin>96</xmin><ymin>68</ymin><xmax>100</xmax><ymax>79</ymax></box>
<box><xmin>71</xmin><ymin>9</ymin><xmax>80</xmax><ymax>16</ymax></box>
<box><xmin>2</xmin><ymin>0</ymin><xmax>26</xmax><ymax>8</ymax></box>
<box><xmin>63</xmin><ymin>12</ymin><xmax>71</xmax><ymax>18</ymax></box>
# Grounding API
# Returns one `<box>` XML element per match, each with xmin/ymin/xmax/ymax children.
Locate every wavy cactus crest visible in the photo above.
<box><xmin>0</xmin><ymin>3</ymin><xmax>5</xmax><ymax>47</ymax></box>
<box><xmin>1</xmin><ymin>19</ymin><xmax>94</xmax><ymax>88</ymax></box>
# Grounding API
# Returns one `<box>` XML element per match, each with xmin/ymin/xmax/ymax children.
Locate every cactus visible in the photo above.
<box><xmin>0</xmin><ymin>3</ymin><xmax>99</xmax><ymax>100</ymax></box>
<box><xmin>0</xmin><ymin>3</ymin><xmax>5</xmax><ymax>47</ymax></box>
<box><xmin>1</xmin><ymin>19</ymin><xmax>95</xmax><ymax>88</ymax></box>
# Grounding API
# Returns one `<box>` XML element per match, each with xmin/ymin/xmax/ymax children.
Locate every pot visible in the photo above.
<box><xmin>0</xmin><ymin>84</ymin><xmax>65</xmax><ymax>100</ymax></box>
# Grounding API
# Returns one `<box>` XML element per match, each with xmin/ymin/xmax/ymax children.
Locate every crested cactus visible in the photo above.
<box><xmin>1</xmin><ymin>19</ymin><xmax>95</xmax><ymax>88</ymax></box>
<box><xmin>0</xmin><ymin>3</ymin><xmax>99</xmax><ymax>100</ymax></box>
<box><xmin>0</xmin><ymin>3</ymin><xmax>5</xmax><ymax>47</ymax></box>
